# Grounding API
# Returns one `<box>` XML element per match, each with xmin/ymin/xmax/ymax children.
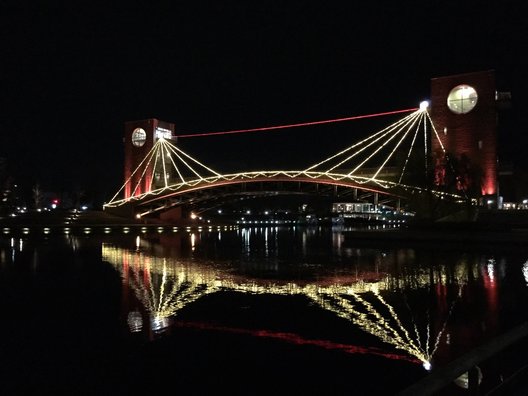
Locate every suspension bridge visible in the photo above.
<box><xmin>103</xmin><ymin>103</ymin><xmax>467</xmax><ymax>220</ymax></box>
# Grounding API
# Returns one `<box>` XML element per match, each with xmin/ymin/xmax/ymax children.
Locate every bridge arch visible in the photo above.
<box><xmin>104</xmin><ymin>170</ymin><xmax>426</xmax><ymax>221</ymax></box>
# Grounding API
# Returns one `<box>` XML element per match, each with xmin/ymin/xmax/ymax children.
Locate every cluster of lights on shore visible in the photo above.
<box><xmin>104</xmin><ymin>102</ymin><xmax>463</xmax><ymax>215</ymax></box>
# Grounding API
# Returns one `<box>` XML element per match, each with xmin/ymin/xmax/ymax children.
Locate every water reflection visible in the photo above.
<box><xmin>101</xmin><ymin>229</ymin><xmax>516</xmax><ymax>370</ymax></box>
<box><xmin>1</xmin><ymin>228</ymin><xmax>525</xmax><ymax>377</ymax></box>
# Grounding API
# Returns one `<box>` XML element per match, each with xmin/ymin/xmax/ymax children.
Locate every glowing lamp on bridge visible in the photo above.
<box><xmin>419</xmin><ymin>101</ymin><xmax>429</xmax><ymax>111</ymax></box>
<box><xmin>155</xmin><ymin>126</ymin><xmax>172</xmax><ymax>140</ymax></box>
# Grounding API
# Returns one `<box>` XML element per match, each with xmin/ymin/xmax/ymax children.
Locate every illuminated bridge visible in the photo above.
<box><xmin>103</xmin><ymin>104</ymin><xmax>466</xmax><ymax>220</ymax></box>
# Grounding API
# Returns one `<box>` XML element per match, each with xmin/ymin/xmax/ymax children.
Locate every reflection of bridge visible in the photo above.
<box><xmin>104</xmin><ymin>105</ymin><xmax>465</xmax><ymax>219</ymax></box>
<box><xmin>102</xmin><ymin>235</ymin><xmax>466</xmax><ymax>368</ymax></box>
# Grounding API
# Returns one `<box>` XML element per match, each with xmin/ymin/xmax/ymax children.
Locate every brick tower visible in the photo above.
<box><xmin>123</xmin><ymin>118</ymin><xmax>175</xmax><ymax>199</ymax></box>
<box><xmin>429</xmin><ymin>70</ymin><xmax>498</xmax><ymax>200</ymax></box>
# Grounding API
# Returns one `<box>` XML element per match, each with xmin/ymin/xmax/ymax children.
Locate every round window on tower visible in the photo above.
<box><xmin>131</xmin><ymin>128</ymin><xmax>147</xmax><ymax>147</ymax></box>
<box><xmin>447</xmin><ymin>85</ymin><xmax>478</xmax><ymax>114</ymax></box>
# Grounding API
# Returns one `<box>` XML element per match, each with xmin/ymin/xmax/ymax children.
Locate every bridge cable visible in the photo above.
<box><xmin>176</xmin><ymin>108</ymin><xmax>419</xmax><ymax>138</ymax></box>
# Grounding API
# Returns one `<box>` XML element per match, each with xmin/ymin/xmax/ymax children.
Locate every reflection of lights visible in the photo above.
<box><xmin>190</xmin><ymin>233</ymin><xmax>196</xmax><ymax>250</ymax></box>
<box><xmin>311</xmin><ymin>287</ymin><xmax>457</xmax><ymax>366</ymax></box>
<box><xmin>103</xmin><ymin>246</ymin><xmax>221</xmax><ymax>326</ymax></box>
<box><xmin>103</xmin><ymin>244</ymin><xmax>462</xmax><ymax>365</ymax></box>
<box><xmin>523</xmin><ymin>260</ymin><xmax>528</xmax><ymax>285</ymax></box>
<box><xmin>151</xmin><ymin>316</ymin><xmax>170</xmax><ymax>332</ymax></box>
<box><xmin>487</xmin><ymin>258</ymin><xmax>496</xmax><ymax>282</ymax></box>
<box><xmin>175</xmin><ymin>320</ymin><xmax>419</xmax><ymax>364</ymax></box>
<box><xmin>135</xmin><ymin>236</ymin><xmax>141</xmax><ymax>250</ymax></box>
<box><xmin>127</xmin><ymin>311</ymin><xmax>143</xmax><ymax>332</ymax></box>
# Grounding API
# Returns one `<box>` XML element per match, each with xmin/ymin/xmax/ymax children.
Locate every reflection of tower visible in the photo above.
<box><xmin>430</xmin><ymin>70</ymin><xmax>502</xmax><ymax>199</ymax></box>
<box><xmin>123</xmin><ymin>118</ymin><xmax>176</xmax><ymax>199</ymax></box>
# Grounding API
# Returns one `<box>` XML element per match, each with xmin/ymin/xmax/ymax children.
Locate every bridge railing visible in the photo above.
<box><xmin>396</xmin><ymin>321</ymin><xmax>528</xmax><ymax>395</ymax></box>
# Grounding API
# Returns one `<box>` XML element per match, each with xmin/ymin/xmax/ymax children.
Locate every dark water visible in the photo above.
<box><xmin>1</xmin><ymin>226</ymin><xmax>528</xmax><ymax>395</ymax></box>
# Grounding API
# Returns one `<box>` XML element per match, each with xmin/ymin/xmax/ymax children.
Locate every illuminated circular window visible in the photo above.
<box><xmin>447</xmin><ymin>85</ymin><xmax>478</xmax><ymax>114</ymax></box>
<box><xmin>131</xmin><ymin>128</ymin><xmax>147</xmax><ymax>147</ymax></box>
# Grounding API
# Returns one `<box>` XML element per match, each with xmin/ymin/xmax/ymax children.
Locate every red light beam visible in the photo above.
<box><xmin>177</xmin><ymin>107</ymin><xmax>419</xmax><ymax>138</ymax></box>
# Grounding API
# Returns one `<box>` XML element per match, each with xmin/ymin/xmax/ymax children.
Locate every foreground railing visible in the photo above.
<box><xmin>397</xmin><ymin>322</ymin><xmax>528</xmax><ymax>395</ymax></box>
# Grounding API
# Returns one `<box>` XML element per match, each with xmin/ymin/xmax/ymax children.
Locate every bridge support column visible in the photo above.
<box><xmin>353</xmin><ymin>188</ymin><xmax>358</xmax><ymax>201</ymax></box>
<box><xmin>373</xmin><ymin>192</ymin><xmax>379</xmax><ymax>210</ymax></box>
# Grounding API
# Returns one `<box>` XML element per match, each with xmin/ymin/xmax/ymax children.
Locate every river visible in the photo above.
<box><xmin>1</xmin><ymin>225</ymin><xmax>527</xmax><ymax>395</ymax></box>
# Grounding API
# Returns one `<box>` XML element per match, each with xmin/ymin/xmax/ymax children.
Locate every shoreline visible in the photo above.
<box><xmin>1</xmin><ymin>209</ymin><xmax>528</xmax><ymax>245</ymax></box>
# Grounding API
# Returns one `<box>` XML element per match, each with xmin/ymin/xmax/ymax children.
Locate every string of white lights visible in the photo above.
<box><xmin>342</xmin><ymin>113</ymin><xmax>421</xmax><ymax>176</ymax></box>
<box><xmin>105</xmin><ymin>168</ymin><xmax>465</xmax><ymax>208</ymax></box>
<box><xmin>160</xmin><ymin>139</ymin><xmax>187</xmax><ymax>184</ymax></box>
<box><xmin>161</xmin><ymin>139</ymin><xmax>206</xmax><ymax>181</ymax></box>
<box><xmin>107</xmin><ymin>139</ymin><xmax>161</xmax><ymax>203</ymax></box>
<box><xmin>164</xmin><ymin>138</ymin><xmax>221</xmax><ymax>177</ymax></box>
<box><xmin>304</xmin><ymin>112</ymin><xmax>415</xmax><ymax>172</ymax></box>
<box><xmin>374</xmin><ymin>290</ymin><xmax>423</xmax><ymax>356</ymax></box>
<box><xmin>149</xmin><ymin>144</ymin><xmax>162</xmax><ymax>191</ymax></box>
<box><xmin>363</xmin><ymin>112</ymin><xmax>423</xmax><ymax>182</ymax></box>
<box><xmin>130</xmin><ymin>144</ymin><xmax>159</xmax><ymax>197</ymax></box>
<box><xmin>160</xmin><ymin>142</ymin><xmax>169</xmax><ymax>188</ymax></box>
<box><xmin>398</xmin><ymin>113</ymin><xmax>424</xmax><ymax>184</ymax></box>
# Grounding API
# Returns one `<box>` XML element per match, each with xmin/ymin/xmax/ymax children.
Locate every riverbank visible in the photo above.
<box><xmin>1</xmin><ymin>209</ymin><xmax>528</xmax><ymax>245</ymax></box>
<box><xmin>0</xmin><ymin>209</ymin><xmax>230</xmax><ymax>237</ymax></box>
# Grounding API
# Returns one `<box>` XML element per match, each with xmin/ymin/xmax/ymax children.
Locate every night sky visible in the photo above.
<box><xmin>1</xmin><ymin>2</ymin><xmax>527</xmax><ymax>205</ymax></box>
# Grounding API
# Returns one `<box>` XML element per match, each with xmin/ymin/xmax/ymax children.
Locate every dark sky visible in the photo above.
<box><xmin>1</xmin><ymin>2</ymin><xmax>527</xmax><ymax>204</ymax></box>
